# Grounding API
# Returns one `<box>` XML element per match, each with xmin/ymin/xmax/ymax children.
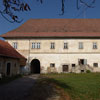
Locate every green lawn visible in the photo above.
<box><xmin>42</xmin><ymin>73</ymin><xmax>100</xmax><ymax>100</ymax></box>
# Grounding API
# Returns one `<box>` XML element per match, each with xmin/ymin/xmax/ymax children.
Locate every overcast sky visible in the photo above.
<box><xmin>0</xmin><ymin>0</ymin><xmax>100</xmax><ymax>35</ymax></box>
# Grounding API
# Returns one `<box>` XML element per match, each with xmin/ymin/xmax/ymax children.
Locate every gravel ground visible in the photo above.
<box><xmin>0</xmin><ymin>75</ymin><xmax>39</xmax><ymax>100</ymax></box>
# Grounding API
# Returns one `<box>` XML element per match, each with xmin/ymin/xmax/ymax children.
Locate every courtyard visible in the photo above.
<box><xmin>0</xmin><ymin>73</ymin><xmax>100</xmax><ymax>100</ymax></box>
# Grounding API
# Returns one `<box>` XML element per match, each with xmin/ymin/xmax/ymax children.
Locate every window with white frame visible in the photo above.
<box><xmin>50</xmin><ymin>42</ymin><xmax>55</xmax><ymax>49</ymax></box>
<box><xmin>64</xmin><ymin>43</ymin><xmax>68</xmax><ymax>49</ymax></box>
<box><xmin>37</xmin><ymin>43</ymin><xmax>41</xmax><ymax>49</ymax></box>
<box><xmin>13</xmin><ymin>42</ymin><xmax>18</xmax><ymax>49</ymax></box>
<box><xmin>79</xmin><ymin>42</ymin><xmax>83</xmax><ymax>49</ymax></box>
<box><xmin>32</xmin><ymin>42</ymin><xmax>41</xmax><ymax>49</ymax></box>
<box><xmin>32</xmin><ymin>43</ymin><xmax>35</xmax><ymax>49</ymax></box>
<box><xmin>93</xmin><ymin>42</ymin><xmax>97</xmax><ymax>49</ymax></box>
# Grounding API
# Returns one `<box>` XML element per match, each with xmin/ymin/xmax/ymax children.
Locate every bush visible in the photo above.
<box><xmin>86</xmin><ymin>70</ymin><xmax>91</xmax><ymax>73</ymax></box>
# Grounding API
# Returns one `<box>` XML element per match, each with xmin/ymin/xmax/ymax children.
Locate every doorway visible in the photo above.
<box><xmin>30</xmin><ymin>59</ymin><xmax>40</xmax><ymax>74</ymax></box>
<box><xmin>79</xmin><ymin>59</ymin><xmax>87</xmax><ymax>65</ymax></box>
<box><xmin>62</xmin><ymin>65</ymin><xmax>69</xmax><ymax>72</ymax></box>
<box><xmin>6</xmin><ymin>63</ymin><xmax>11</xmax><ymax>76</ymax></box>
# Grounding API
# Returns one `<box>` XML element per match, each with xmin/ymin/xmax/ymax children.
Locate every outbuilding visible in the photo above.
<box><xmin>0</xmin><ymin>40</ymin><xmax>27</xmax><ymax>76</ymax></box>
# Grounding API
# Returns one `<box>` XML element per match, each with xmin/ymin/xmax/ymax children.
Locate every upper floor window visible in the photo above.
<box><xmin>32</xmin><ymin>42</ymin><xmax>41</xmax><ymax>49</ymax></box>
<box><xmin>93</xmin><ymin>42</ymin><xmax>97</xmax><ymax>49</ymax></box>
<box><xmin>79</xmin><ymin>42</ymin><xmax>83</xmax><ymax>49</ymax></box>
<box><xmin>51</xmin><ymin>42</ymin><xmax>55</xmax><ymax>49</ymax></box>
<box><xmin>13</xmin><ymin>42</ymin><xmax>17</xmax><ymax>49</ymax></box>
<box><xmin>32</xmin><ymin>43</ymin><xmax>35</xmax><ymax>49</ymax></box>
<box><xmin>64</xmin><ymin>43</ymin><xmax>68</xmax><ymax>49</ymax></box>
<box><xmin>37</xmin><ymin>43</ymin><xmax>41</xmax><ymax>49</ymax></box>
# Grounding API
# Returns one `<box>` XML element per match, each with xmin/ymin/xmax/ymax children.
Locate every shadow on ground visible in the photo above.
<box><xmin>25</xmin><ymin>77</ymin><xmax>71</xmax><ymax>100</ymax></box>
<box><xmin>0</xmin><ymin>75</ymin><xmax>71</xmax><ymax>100</ymax></box>
<box><xmin>0</xmin><ymin>76</ymin><xmax>36</xmax><ymax>100</ymax></box>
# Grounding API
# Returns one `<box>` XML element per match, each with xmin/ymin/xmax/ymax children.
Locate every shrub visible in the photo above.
<box><xmin>86</xmin><ymin>70</ymin><xmax>91</xmax><ymax>73</ymax></box>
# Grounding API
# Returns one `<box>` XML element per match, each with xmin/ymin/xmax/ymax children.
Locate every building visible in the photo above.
<box><xmin>0</xmin><ymin>40</ymin><xmax>27</xmax><ymax>76</ymax></box>
<box><xmin>1</xmin><ymin>19</ymin><xmax>100</xmax><ymax>73</ymax></box>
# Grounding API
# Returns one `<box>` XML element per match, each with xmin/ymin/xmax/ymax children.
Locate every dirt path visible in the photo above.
<box><xmin>0</xmin><ymin>75</ymin><xmax>39</xmax><ymax>100</ymax></box>
<box><xmin>0</xmin><ymin>75</ymin><xmax>67</xmax><ymax>100</ymax></box>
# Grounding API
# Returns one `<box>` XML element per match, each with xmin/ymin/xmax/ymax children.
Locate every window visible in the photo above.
<box><xmin>64</xmin><ymin>43</ymin><xmax>68</xmax><ymax>49</ymax></box>
<box><xmin>32</xmin><ymin>42</ymin><xmax>41</xmax><ymax>49</ymax></box>
<box><xmin>72</xmin><ymin>64</ymin><xmax>76</xmax><ymax>67</ymax></box>
<box><xmin>79</xmin><ymin>42</ymin><xmax>83</xmax><ymax>49</ymax></box>
<box><xmin>93</xmin><ymin>42</ymin><xmax>97</xmax><ymax>49</ymax></box>
<box><xmin>13</xmin><ymin>42</ymin><xmax>17</xmax><ymax>49</ymax></box>
<box><xmin>79</xmin><ymin>59</ymin><xmax>87</xmax><ymax>65</ymax></box>
<box><xmin>50</xmin><ymin>63</ymin><xmax>55</xmax><ymax>67</ymax></box>
<box><xmin>37</xmin><ymin>43</ymin><xmax>41</xmax><ymax>49</ymax></box>
<box><xmin>81</xmin><ymin>70</ymin><xmax>84</xmax><ymax>73</ymax></box>
<box><xmin>32</xmin><ymin>43</ymin><xmax>35</xmax><ymax>49</ymax></box>
<box><xmin>93</xmin><ymin>63</ymin><xmax>98</xmax><ymax>67</ymax></box>
<box><xmin>51</xmin><ymin>42</ymin><xmax>55</xmax><ymax>49</ymax></box>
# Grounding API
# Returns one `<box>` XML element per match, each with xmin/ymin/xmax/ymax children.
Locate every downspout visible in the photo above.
<box><xmin>28</xmin><ymin>39</ymin><xmax>30</xmax><ymax>72</ymax></box>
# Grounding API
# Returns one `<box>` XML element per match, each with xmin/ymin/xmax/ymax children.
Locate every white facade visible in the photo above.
<box><xmin>6</xmin><ymin>38</ymin><xmax>100</xmax><ymax>73</ymax></box>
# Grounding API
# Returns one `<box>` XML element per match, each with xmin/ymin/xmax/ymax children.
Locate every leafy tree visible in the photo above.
<box><xmin>0</xmin><ymin>0</ymin><xmax>96</xmax><ymax>23</ymax></box>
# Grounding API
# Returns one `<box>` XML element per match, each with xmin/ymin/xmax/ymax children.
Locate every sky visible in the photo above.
<box><xmin>0</xmin><ymin>0</ymin><xmax>100</xmax><ymax>35</ymax></box>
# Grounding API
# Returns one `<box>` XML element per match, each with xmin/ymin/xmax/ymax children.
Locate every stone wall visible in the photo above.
<box><xmin>0</xmin><ymin>57</ymin><xmax>20</xmax><ymax>76</ymax></box>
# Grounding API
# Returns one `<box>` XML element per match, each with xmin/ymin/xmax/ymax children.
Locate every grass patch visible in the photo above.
<box><xmin>41</xmin><ymin>73</ymin><xmax>100</xmax><ymax>100</ymax></box>
<box><xmin>0</xmin><ymin>74</ymin><xmax>22</xmax><ymax>85</ymax></box>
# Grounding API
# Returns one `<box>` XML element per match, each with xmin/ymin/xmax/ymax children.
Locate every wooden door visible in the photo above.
<box><xmin>7</xmin><ymin>63</ymin><xmax>11</xmax><ymax>76</ymax></box>
<box><xmin>63</xmin><ymin>65</ymin><xmax>69</xmax><ymax>72</ymax></box>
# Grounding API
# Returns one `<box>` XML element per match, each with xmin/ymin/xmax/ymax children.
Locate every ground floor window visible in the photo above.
<box><xmin>81</xmin><ymin>70</ymin><xmax>84</xmax><ymax>73</ymax></box>
<box><xmin>93</xmin><ymin>63</ymin><xmax>98</xmax><ymax>67</ymax></box>
<box><xmin>72</xmin><ymin>64</ymin><xmax>76</xmax><ymax>67</ymax></box>
<box><xmin>50</xmin><ymin>63</ymin><xmax>55</xmax><ymax>67</ymax></box>
<box><xmin>79</xmin><ymin>59</ymin><xmax>87</xmax><ymax>65</ymax></box>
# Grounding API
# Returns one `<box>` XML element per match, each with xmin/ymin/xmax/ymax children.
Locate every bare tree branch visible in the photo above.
<box><xmin>0</xmin><ymin>0</ymin><xmax>96</xmax><ymax>23</ymax></box>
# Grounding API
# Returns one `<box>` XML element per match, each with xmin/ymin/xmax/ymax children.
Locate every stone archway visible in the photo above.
<box><xmin>30</xmin><ymin>59</ymin><xmax>40</xmax><ymax>74</ymax></box>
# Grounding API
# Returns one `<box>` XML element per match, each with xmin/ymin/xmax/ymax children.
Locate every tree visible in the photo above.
<box><xmin>0</xmin><ymin>0</ymin><xmax>96</xmax><ymax>23</ymax></box>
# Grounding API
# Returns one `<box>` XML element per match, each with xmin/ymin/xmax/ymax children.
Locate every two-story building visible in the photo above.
<box><xmin>1</xmin><ymin>19</ymin><xmax>100</xmax><ymax>73</ymax></box>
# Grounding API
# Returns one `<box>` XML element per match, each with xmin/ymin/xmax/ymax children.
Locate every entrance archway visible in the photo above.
<box><xmin>30</xmin><ymin>59</ymin><xmax>40</xmax><ymax>74</ymax></box>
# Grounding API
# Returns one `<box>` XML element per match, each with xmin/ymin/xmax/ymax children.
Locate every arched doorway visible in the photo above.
<box><xmin>30</xmin><ymin>59</ymin><xmax>40</xmax><ymax>74</ymax></box>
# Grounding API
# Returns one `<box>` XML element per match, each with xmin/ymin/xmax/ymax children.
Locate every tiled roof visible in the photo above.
<box><xmin>1</xmin><ymin>32</ymin><xmax>100</xmax><ymax>38</ymax></box>
<box><xmin>1</xmin><ymin>19</ymin><xmax>100</xmax><ymax>38</ymax></box>
<box><xmin>0</xmin><ymin>40</ymin><xmax>26</xmax><ymax>59</ymax></box>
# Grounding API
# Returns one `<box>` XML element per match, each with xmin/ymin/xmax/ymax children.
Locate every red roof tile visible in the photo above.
<box><xmin>0</xmin><ymin>40</ymin><xmax>26</xmax><ymax>59</ymax></box>
<box><xmin>1</xmin><ymin>32</ymin><xmax>100</xmax><ymax>38</ymax></box>
<box><xmin>1</xmin><ymin>19</ymin><xmax>100</xmax><ymax>38</ymax></box>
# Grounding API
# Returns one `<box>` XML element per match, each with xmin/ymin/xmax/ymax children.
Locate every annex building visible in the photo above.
<box><xmin>0</xmin><ymin>40</ymin><xmax>26</xmax><ymax>76</ymax></box>
<box><xmin>1</xmin><ymin>19</ymin><xmax>100</xmax><ymax>74</ymax></box>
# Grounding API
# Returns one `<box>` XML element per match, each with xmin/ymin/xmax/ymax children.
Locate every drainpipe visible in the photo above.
<box><xmin>28</xmin><ymin>39</ymin><xmax>30</xmax><ymax>72</ymax></box>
